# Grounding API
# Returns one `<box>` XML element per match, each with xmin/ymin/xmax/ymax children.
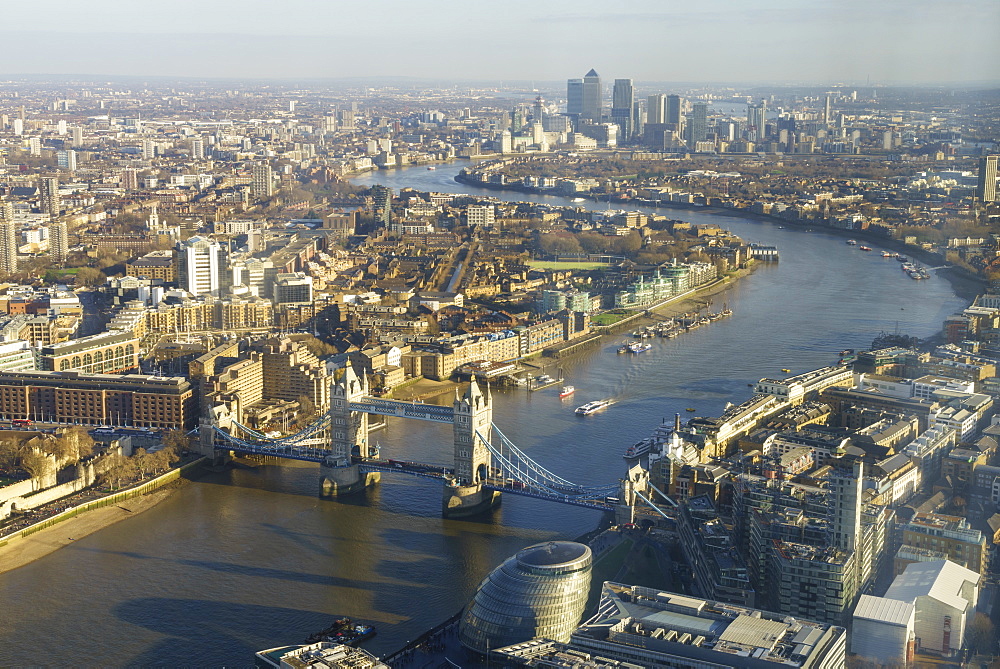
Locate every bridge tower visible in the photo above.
<box><xmin>320</xmin><ymin>364</ymin><xmax>380</xmax><ymax>497</ymax></box>
<box><xmin>443</xmin><ymin>380</ymin><xmax>500</xmax><ymax>517</ymax></box>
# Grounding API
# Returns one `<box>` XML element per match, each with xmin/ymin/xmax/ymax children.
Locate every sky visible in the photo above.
<box><xmin>1</xmin><ymin>0</ymin><xmax>998</xmax><ymax>85</ymax></box>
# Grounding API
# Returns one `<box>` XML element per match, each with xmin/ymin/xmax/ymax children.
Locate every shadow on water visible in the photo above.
<box><xmin>115</xmin><ymin>598</ymin><xmax>332</xmax><ymax>667</ymax></box>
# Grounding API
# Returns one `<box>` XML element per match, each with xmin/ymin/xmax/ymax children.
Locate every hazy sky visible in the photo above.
<box><xmin>1</xmin><ymin>0</ymin><xmax>998</xmax><ymax>84</ymax></box>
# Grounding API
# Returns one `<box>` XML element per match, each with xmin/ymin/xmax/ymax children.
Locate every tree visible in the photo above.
<box><xmin>100</xmin><ymin>454</ymin><xmax>137</xmax><ymax>491</ymax></box>
<box><xmin>76</xmin><ymin>267</ymin><xmax>107</xmax><ymax>287</ymax></box>
<box><xmin>20</xmin><ymin>450</ymin><xmax>52</xmax><ymax>480</ymax></box>
<box><xmin>968</xmin><ymin>612</ymin><xmax>996</xmax><ymax>654</ymax></box>
<box><xmin>0</xmin><ymin>437</ymin><xmax>23</xmax><ymax>469</ymax></box>
<box><xmin>56</xmin><ymin>426</ymin><xmax>94</xmax><ymax>464</ymax></box>
<box><xmin>296</xmin><ymin>395</ymin><xmax>317</xmax><ymax>423</ymax></box>
<box><xmin>132</xmin><ymin>448</ymin><xmax>151</xmax><ymax>477</ymax></box>
<box><xmin>162</xmin><ymin>429</ymin><xmax>192</xmax><ymax>455</ymax></box>
<box><xmin>150</xmin><ymin>447</ymin><xmax>179</xmax><ymax>473</ymax></box>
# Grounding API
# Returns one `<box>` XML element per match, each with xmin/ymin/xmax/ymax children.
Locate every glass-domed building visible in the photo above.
<box><xmin>459</xmin><ymin>541</ymin><xmax>592</xmax><ymax>654</ymax></box>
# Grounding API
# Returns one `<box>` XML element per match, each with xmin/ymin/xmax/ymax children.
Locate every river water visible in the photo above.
<box><xmin>0</xmin><ymin>163</ymin><xmax>967</xmax><ymax>666</ymax></box>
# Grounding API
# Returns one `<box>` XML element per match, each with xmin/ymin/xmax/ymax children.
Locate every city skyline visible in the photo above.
<box><xmin>0</xmin><ymin>0</ymin><xmax>997</xmax><ymax>85</ymax></box>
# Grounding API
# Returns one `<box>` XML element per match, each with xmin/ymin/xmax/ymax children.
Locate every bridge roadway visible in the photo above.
<box><xmin>217</xmin><ymin>433</ymin><xmax>617</xmax><ymax>511</ymax></box>
<box><xmin>348</xmin><ymin>397</ymin><xmax>455</xmax><ymax>423</ymax></box>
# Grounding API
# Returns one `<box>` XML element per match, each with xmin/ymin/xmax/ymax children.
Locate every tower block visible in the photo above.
<box><xmin>443</xmin><ymin>380</ymin><xmax>500</xmax><ymax>517</ymax></box>
<box><xmin>320</xmin><ymin>364</ymin><xmax>379</xmax><ymax>497</ymax></box>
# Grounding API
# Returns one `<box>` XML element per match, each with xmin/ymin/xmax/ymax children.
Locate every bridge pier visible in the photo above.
<box><xmin>319</xmin><ymin>457</ymin><xmax>380</xmax><ymax>498</ymax></box>
<box><xmin>442</xmin><ymin>480</ymin><xmax>500</xmax><ymax>518</ymax></box>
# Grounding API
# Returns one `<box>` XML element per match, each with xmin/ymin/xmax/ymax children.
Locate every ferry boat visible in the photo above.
<box><xmin>575</xmin><ymin>400</ymin><xmax>610</xmax><ymax>415</ymax></box>
<box><xmin>559</xmin><ymin>385</ymin><xmax>575</xmax><ymax>398</ymax></box>
<box><xmin>623</xmin><ymin>437</ymin><xmax>655</xmax><ymax>460</ymax></box>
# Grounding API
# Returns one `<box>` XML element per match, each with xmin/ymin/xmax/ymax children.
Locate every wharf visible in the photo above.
<box><xmin>529</xmin><ymin>377</ymin><xmax>564</xmax><ymax>392</ymax></box>
<box><xmin>543</xmin><ymin>333</ymin><xmax>603</xmax><ymax>358</ymax></box>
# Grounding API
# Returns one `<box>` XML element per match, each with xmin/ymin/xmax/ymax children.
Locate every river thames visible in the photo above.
<box><xmin>0</xmin><ymin>162</ymin><xmax>968</xmax><ymax>665</ymax></box>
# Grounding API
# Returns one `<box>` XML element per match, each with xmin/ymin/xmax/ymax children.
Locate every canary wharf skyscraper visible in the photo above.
<box><xmin>581</xmin><ymin>69</ymin><xmax>602</xmax><ymax>121</ymax></box>
<box><xmin>611</xmin><ymin>78</ymin><xmax>634</xmax><ymax>138</ymax></box>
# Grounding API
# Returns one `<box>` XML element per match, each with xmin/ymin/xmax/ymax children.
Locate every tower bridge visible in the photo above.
<box><xmin>202</xmin><ymin>365</ymin><xmax>625</xmax><ymax>517</ymax></box>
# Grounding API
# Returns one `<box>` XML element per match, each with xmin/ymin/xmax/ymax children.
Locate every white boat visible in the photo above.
<box><xmin>559</xmin><ymin>385</ymin><xmax>575</xmax><ymax>398</ymax></box>
<box><xmin>575</xmin><ymin>400</ymin><xmax>610</xmax><ymax>415</ymax></box>
<box><xmin>846</xmin><ymin>239</ymin><xmax>857</xmax><ymax>245</ymax></box>
<box><xmin>426</xmin><ymin>166</ymin><xmax>436</xmax><ymax>170</ymax></box>
<box><xmin>628</xmin><ymin>342</ymin><xmax>652</xmax><ymax>353</ymax></box>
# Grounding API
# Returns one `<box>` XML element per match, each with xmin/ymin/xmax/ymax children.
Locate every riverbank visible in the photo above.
<box><xmin>0</xmin><ymin>478</ymin><xmax>187</xmax><ymax>575</ymax></box>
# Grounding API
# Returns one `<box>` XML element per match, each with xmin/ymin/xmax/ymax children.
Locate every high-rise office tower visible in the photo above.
<box><xmin>57</xmin><ymin>149</ymin><xmax>77</xmax><ymax>171</ymax></box>
<box><xmin>829</xmin><ymin>458</ymin><xmax>863</xmax><ymax>554</ymax></box>
<box><xmin>687</xmin><ymin>103</ymin><xmax>708</xmax><ymax>148</ymax></box>
<box><xmin>747</xmin><ymin>100</ymin><xmax>767</xmax><ymax>142</ymax></box>
<box><xmin>39</xmin><ymin>177</ymin><xmax>60</xmax><ymax>217</ymax></box>
<box><xmin>251</xmin><ymin>162</ymin><xmax>274</xmax><ymax>199</ymax></box>
<box><xmin>178</xmin><ymin>236</ymin><xmax>222</xmax><ymax>296</ymax></box>
<box><xmin>49</xmin><ymin>220</ymin><xmax>69</xmax><ymax>263</ymax></box>
<box><xmin>532</xmin><ymin>96</ymin><xmax>545</xmax><ymax>124</ymax></box>
<box><xmin>371</xmin><ymin>185</ymin><xmax>392</xmax><ymax>226</ymax></box>
<box><xmin>581</xmin><ymin>69</ymin><xmax>602</xmax><ymax>122</ymax></box>
<box><xmin>191</xmin><ymin>138</ymin><xmax>205</xmax><ymax>161</ymax></box>
<box><xmin>978</xmin><ymin>155</ymin><xmax>998</xmax><ymax>203</ymax></box>
<box><xmin>611</xmin><ymin>79</ymin><xmax>634</xmax><ymax>139</ymax></box>
<box><xmin>567</xmin><ymin>78</ymin><xmax>584</xmax><ymax>118</ymax></box>
<box><xmin>0</xmin><ymin>220</ymin><xmax>18</xmax><ymax>275</ymax></box>
<box><xmin>666</xmin><ymin>95</ymin><xmax>683</xmax><ymax>127</ymax></box>
<box><xmin>646</xmin><ymin>94</ymin><xmax>666</xmax><ymax>125</ymax></box>
<box><xmin>823</xmin><ymin>95</ymin><xmax>832</xmax><ymax>125</ymax></box>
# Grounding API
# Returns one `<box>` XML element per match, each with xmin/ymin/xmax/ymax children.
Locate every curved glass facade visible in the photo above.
<box><xmin>459</xmin><ymin>541</ymin><xmax>592</xmax><ymax>654</ymax></box>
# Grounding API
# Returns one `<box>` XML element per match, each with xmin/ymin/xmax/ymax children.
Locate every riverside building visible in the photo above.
<box><xmin>459</xmin><ymin>541</ymin><xmax>592</xmax><ymax>654</ymax></box>
<box><xmin>493</xmin><ymin>582</ymin><xmax>846</xmax><ymax>668</ymax></box>
<box><xmin>0</xmin><ymin>370</ymin><xmax>195</xmax><ymax>429</ymax></box>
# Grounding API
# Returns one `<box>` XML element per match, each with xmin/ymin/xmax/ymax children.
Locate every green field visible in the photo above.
<box><xmin>527</xmin><ymin>261</ymin><xmax>610</xmax><ymax>270</ymax></box>
<box><xmin>591</xmin><ymin>311</ymin><xmax>633</xmax><ymax>325</ymax></box>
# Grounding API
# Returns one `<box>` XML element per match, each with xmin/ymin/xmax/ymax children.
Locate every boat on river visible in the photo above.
<box><xmin>576</xmin><ymin>400</ymin><xmax>610</xmax><ymax>415</ymax></box>
<box><xmin>559</xmin><ymin>385</ymin><xmax>575</xmax><ymax>398</ymax></box>
<box><xmin>306</xmin><ymin>618</ymin><xmax>376</xmax><ymax>646</ymax></box>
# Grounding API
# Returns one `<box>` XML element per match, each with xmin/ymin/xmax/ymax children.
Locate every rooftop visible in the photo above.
<box><xmin>517</xmin><ymin>541</ymin><xmax>590</xmax><ymax>568</ymax></box>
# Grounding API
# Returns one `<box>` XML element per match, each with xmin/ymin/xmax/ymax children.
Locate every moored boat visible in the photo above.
<box><xmin>306</xmin><ymin>618</ymin><xmax>377</xmax><ymax>646</ymax></box>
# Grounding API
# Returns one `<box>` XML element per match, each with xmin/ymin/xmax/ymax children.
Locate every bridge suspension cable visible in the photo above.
<box><xmin>482</xmin><ymin>426</ymin><xmax>620</xmax><ymax>497</ymax></box>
